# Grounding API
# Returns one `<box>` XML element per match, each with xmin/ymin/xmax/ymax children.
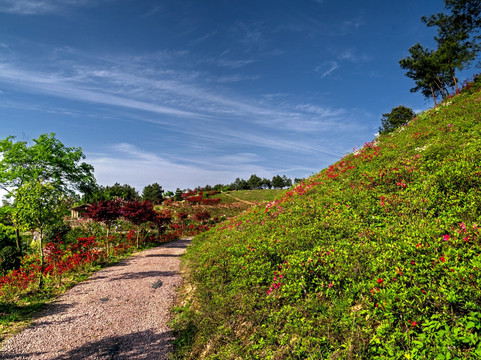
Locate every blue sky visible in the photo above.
<box><xmin>0</xmin><ymin>0</ymin><xmax>478</xmax><ymax>193</ymax></box>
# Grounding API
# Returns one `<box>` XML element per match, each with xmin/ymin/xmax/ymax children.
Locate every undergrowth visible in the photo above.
<box><xmin>172</xmin><ymin>79</ymin><xmax>481</xmax><ymax>359</ymax></box>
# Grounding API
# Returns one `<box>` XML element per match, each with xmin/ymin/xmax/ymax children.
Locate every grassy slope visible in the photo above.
<box><xmin>174</xmin><ymin>84</ymin><xmax>481</xmax><ymax>359</ymax></box>
<box><xmin>216</xmin><ymin>189</ymin><xmax>284</xmax><ymax>204</ymax></box>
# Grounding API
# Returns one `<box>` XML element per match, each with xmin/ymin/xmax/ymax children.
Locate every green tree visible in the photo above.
<box><xmin>423</xmin><ymin>5</ymin><xmax>479</xmax><ymax>93</ymax></box>
<box><xmin>247</xmin><ymin>174</ymin><xmax>263</xmax><ymax>190</ymax></box>
<box><xmin>379</xmin><ymin>106</ymin><xmax>416</xmax><ymax>134</ymax></box>
<box><xmin>104</xmin><ymin>183</ymin><xmax>139</xmax><ymax>201</ymax></box>
<box><xmin>14</xmin><ymin>182</ymin><xmax>64</xmax><ymax>287</ymax></box>
<box><xmin>0</xmin><ymin>133</ymin><xmax>95</xmax><ymax>197</ymax></box>
<box><xmin>232</xmin><ymin>178</ymin><xmax>249</xmax><ymax>190</ymax></box>
<box><xmin>283</xmin><ymin>175</ymin><xmax>293</xmax><ymax>188</ymax></box>
<box><xmin>142</xmin><ymin>183</ymin><xmax>164</xmax><ymax>204</ymax></box>
<box><xmin>271</xmin><ymin>175</ymin><xmax>285</xmax><ymax>189</ymax></box>
<box><xmin>261</xmin><ymin>178</ymin><xmax>272</xmax><ymax>189</ymax></box>
<box><xmin>174</xmin><ymin>188</ymin><xmax>183</xmax><ymax>201</ymax></box>
<box><xmin>399</xmin><ymin>43</ymin><xmax>453</xmax><ymax>105</ymax></box>
<box><xmin>0</xmin><ymin>133</ymin><xmax>96</xmax><ymax>249</ymax></box>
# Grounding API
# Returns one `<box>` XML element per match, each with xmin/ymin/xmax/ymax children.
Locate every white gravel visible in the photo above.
<box><xmin>0</xmin><ymin>238</ymin><xmax>191</xmax><ymax>360</ymax></box>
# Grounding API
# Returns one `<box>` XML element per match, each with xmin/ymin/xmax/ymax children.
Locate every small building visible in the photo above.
<box><xmin>69</xmin><ymin>204</ymin><xmax>91</xmax><ymax>220</ymax></box>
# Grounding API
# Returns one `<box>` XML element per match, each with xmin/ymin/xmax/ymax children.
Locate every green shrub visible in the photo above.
<box><xmin>43</xmin><ymin>221</ymin><xmax>72</xmax><ymax>244</ymax></box>
<box><xmin>0</xmin><ymin>245</ymin><xmax>21</xmax><ymax>274</ymax></box>
<box><xmin>172</xmin><ymin>83</ymin><xmax>481</xmax><ymax>358</ymax></box>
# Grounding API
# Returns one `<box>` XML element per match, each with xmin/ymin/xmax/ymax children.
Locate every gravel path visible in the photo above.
<box><xmin>0</xmin><ymin>238</ymin><xmax>191</xmax><ymax>360</ymax></box>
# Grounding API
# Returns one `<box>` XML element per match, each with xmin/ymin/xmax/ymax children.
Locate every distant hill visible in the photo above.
<box><xmin>173</xmin><ymin>79</ymin><xmax>481</xmax><ymax>359</ymax></box>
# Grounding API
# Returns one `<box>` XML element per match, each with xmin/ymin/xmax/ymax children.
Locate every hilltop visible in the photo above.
<box><xmin>172</xmin><ymin>79</ymin><xmax>481</xmax><ymax>359</ymax></box>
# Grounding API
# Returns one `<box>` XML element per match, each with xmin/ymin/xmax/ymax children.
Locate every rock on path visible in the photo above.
<box><xmin>0</xmin><ymin>238</ymin><xmax>191</xmax><ymax>360</ymax></box>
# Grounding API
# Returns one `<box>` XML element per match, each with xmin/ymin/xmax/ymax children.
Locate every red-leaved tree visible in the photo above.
<box><xmin>153</xmin><ymin>209</ymin><xmax>172</xmax><ymax>236</ymax></box>
<box><xmin>122</xmin><ymin>200</ymin><xmax>156</xmax><ymax>248</ymax></box>
<box><xmin>85</xmin><ymin>199</ymin><xmax>122</xmax><ymax>237</ymax></box>
<box><xmin>85</xmin><ymin>199</ymin><xmax>122</xmax><ymax>255</ymax></box>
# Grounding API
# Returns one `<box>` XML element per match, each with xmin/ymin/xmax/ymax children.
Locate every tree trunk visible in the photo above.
<box><xmin>430</xmin><ymin>86</ymin><xmax>438</xmax><ymax>106</ymax></box>
<box><xmin>39</xmin><ymin>229</ymin><xmax>44</xmax><ymax>288</ymax></box>
<box><xmin>15</xmin><ymin>228</ymin><xmax>21</xmax><ymax>251</ymax></box>
<box><xmin>434</xmin><ymin>77</ymin><xmax>448</xmax><ymax>99</ymax></box>
<box><xmin>451</xmin><ymin>70</ymin><xmax>459</xmax><ymax>94</ymax></box>
<box><xmin>106</xmin><ymin>225</ymin><xmax>110</xmax><ymax>256</ymax></box>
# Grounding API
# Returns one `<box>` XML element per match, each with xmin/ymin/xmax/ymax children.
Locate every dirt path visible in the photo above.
<box><xmin>0</xmin><ymin>238</ymin><xmax>191</xmax><ymax>360</ymax></box>
<box><xmin>222</xmin><ymin>192</ymin><xmax>257</xmax><ymax>205</ymax></box>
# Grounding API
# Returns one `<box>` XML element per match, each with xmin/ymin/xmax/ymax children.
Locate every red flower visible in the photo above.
<box><xmin>377</xmin><ymin>278</ymin><xmax>383</xmax><ymax>284</ymax></box>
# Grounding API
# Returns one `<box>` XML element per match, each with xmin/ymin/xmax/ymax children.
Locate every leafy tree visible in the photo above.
<box><xmin>0</xmin><ymin>133</ymin><xmax>95</xmax><ymax>198</ymax></box>
<box><xmin>142</xmin><ymin>183</ymin><xmax>164</xmax><ymax>204</ymax></box>
<box><xmin>174</xmin><ymin>188</ymin><xmax>183</xmax><ymax>201</ymax></box>
<box><xmin>104</xmin><ymin>183</ymin><xmax>139</xmax><ymax>201</ymax></box>
<box><xmin>122</xmin><ymin>200</ymin><xmax>156</xmax><ymax>248</ymax></box>
<box><xmin>422</xmin><ymin>4</ymin><xmax>479</xmax><ymax>93</ymax></box>
<box><xmin>261</xmin><ymin>178</ymin><xmax>272</xmax><ymax>189</ymax></box>
<box><xmin>0</xmin><ymin>133</ymin><xmax>96</xmax><ymax>249</ymax></box>
<box><xmin>86</xmin><ymin>199</ymin><xmax>123</xmax><ymax>237</ymax></box>
<box><xmin>283</xmin><ymin>175</ymin><xmax>293</xmax><ymax>188</ymax></box>
<box><xmin>153</xmin><ymin>209</ymin><xmax>172</xmax><ymax>235</ymax></box>
<box><xmin>400</xmin><ymin>43</ymin><xmax>453</xmax><ymax>105</ymax></box>
<box><xmin>164</xmin><ymin>191</ymin><xmax>174</xmax><ymax>198</ymax></box>
<box><xmin>248</xmin><ymin>174</ymin><xmax>263</xmax><ymax>190</ymax></box>
<box><xmin>14</xmin><ymin>181</ymin><xmax>64</xmax><ymax>287</ymax></box>
<box><xmin>437</xmin><ymin>0</ymin><xmax>481</xmax><ymax>54</ymax></box>
<box><xmin>85</xmin><ymin>199</ymin><xmax>122</xmax><ymax>255</ymax></box>
<box><xmin>232</xmin><ymin>178</ymin><xmax>249</xmax><ymax>190</ymax></box>
<box><xmin>379</xmin><ymin>106</ymin><xmax>416</xmax><ymax>134</ymax></box>
<box><xmin>81</xmin><ymin>184</ymin><xmax>108</xmax><ymax>203</ymax></box>
<box><xmin>213</xmin><ymin>184</ymin><xmax>225</xmax><ymax>191</ymax></box>
<box><xmin>271</xmin><ymin>175</ymin><xmax>285</xmax><ymax>189</ymax></box>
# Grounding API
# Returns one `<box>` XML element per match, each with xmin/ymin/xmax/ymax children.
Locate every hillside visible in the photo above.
<box><xmin>173</xmin><ymin>80</ymin><xmax>481</xmax><ymax>359</ymax></box>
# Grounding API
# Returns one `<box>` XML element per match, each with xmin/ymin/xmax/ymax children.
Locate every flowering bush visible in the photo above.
<box><xmin>173</xmin><ymin>78</ymin><xmax>481</xmax><ymax>358</ymax></box>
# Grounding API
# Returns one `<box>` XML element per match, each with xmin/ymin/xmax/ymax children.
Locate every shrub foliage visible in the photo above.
<box><xmin>173</xmin><ymin>79</ymin><xmax>481</xmax><ymax>358</ymax></box>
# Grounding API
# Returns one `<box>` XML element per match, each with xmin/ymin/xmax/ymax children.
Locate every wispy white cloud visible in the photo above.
<box><xmin>88</xmin><ymin>144</ymin><xmax>272</xmax><ymax>191</ymax></box>
<box><xmin>214</xmin><ymin>74</ymin><xmax>261</xmax><ymax>83</ymax></box>
<box><xmin>140</xmin><ymin>5</ymin><xmax>162</xmax><ymax>18</ymax></box>
<box><xmin>0</xmin><ymin>47</ymin><xmax>360</xmax><ymax>159</ymax></box>
<box><xmin>0</xmin><ymin>0</ymin><xmax>96</xmax><ymax>15</ymax></box>
<box><xmin>339</xmin><ymin>49</ymin><xmax>370</xmax><ymax>63</ymax></box>
<box><xmin>317</xmin><ymin>60</ymin><xmax>340</xmax><ymax>78</ymax></box>
<box><xmin>0</xmin><ymin>63</ymin><xmax>205</xmax><ymax>119</ymax></box>
<box><xmin>295</xmin><ymin>104</ymin><xmax>345</xmax><ymax>117</ymax></box>
<box><xmin>216</xmin><ymin>58</ymin><xmax>257</xmax><ymax>68</ymax></box>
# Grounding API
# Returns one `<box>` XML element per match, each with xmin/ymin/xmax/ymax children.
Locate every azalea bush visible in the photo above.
<box><xmin>172</xmin><ymin>77</ymin><xmax>481</xmax><ymax>358</ymax></box>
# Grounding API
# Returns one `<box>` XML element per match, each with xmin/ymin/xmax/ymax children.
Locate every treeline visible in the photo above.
<box><xmin>82</xmin><ymin>175</ymin><xmax>302</xmax><ymax>205</ymax></box>
<box><xmin>198</xmin><ymin>174</ymin><xmax>301</xmax><ymax>192</ymax></box>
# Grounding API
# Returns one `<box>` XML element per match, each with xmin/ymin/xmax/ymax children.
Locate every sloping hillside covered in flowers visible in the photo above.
<box><xmin>173</xmin><ymin>79</ymin><xmax>481</xmax><ymax>359</ymax></box>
